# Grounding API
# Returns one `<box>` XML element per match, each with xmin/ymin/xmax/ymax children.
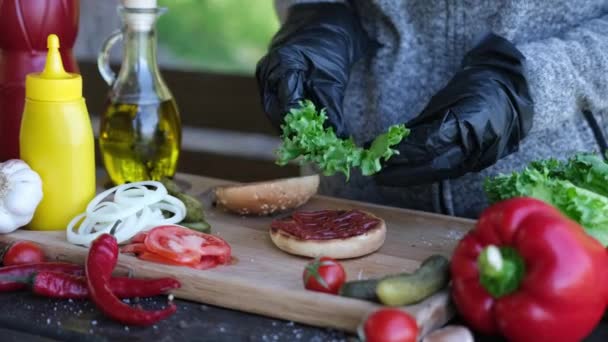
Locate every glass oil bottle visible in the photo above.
<box><xmin>97</xmin><ymin>0</ymin><xmax>181</xmax><ymax>185</ymax></box>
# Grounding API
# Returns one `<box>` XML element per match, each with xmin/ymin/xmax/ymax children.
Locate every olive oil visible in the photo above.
<box><xmin>99</xmin><ymin>99</ymin><xmax>181</xmax><ymax>185</ymax></box>
<box><xmin>97</xmin><ymin>2</ymin><xmax>182</xmax><ymax>185</ymax></box>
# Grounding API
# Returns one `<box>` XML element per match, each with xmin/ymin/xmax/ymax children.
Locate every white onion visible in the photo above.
<box><xmin>66</xmin><ymin>181</ymin><xmax>186</xmax><ymax>246</ymax></box>
<box><xmin>114</xmin><ymin>181</ymin><xmax>167</xmax><ymax>206</ymax></box>
<box><xmin>148</xmin><ymin>195</ymin><xmax>187</xmax><ymax>226</ymax></box>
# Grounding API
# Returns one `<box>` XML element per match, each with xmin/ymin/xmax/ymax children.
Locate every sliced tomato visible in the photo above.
<box><xmin>120</xmin><ymin>243</ymin><xmax>147</xmax><ymax>255</ymax></box>
<box><xmin>144</xmin><ymin>225</ymin><xmax>231</xmax><ymax>265</ymax></box>
<box><xmin>138</xmin><ymin>251</ymin><xmax>200</xmax><ymax>267</ymax></box>
<box><xmin>199</xmin><ymin>236</ymin><xmax>231</xmax><ymax>258</ymax></box>
<box><xmin>144</xmin><ymin>226</ymin><xmax>205</xmax><ymax>263</ymax></box>
<box><xmin>193</xmin><ymin>256</ymin><xmax>221</xmax><ymax>270</ymax></box>
<box><xmin>140</xmin><ymin>252</ymin><xmax>221</xmax><ymax>269</ymax></box>
<box><xmin>131</xmin><ymin>232</ymin><xmax>149</xmax><ymax>244</ymax></box>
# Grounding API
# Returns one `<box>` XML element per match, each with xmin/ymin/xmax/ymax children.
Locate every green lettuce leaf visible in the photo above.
<box><xmin>276</xmin><ymin>100</ymin><xmax>409</xmax><ymax>180</ymax></box>
<box><xmin>562</xmin><ymin>153</ymin><xmax>608</xmax><ymax>197</ymax></box>
<box><xmin>484</xmin><ymin>152</ymin><xmax>608</xmax><ymax>246</ymax></box>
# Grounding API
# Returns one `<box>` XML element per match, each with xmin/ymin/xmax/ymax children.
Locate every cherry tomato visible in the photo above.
<box><xmin>144</xmin><ymin>225</ymin><xmax>231</xmax><ymax>266</ymax></box>
<box><xmin>302</xmin><ymin>257</ymin><xmax>346</xmax><ymax>295</ymax></box>
<box><xmin>2</xmin><ymin>241</ymin><xmax>45</xmax><ymax>266</ymax></box>
<box><xmin>360</xmin><ymin>308</ymin><xmax>418</xmax><ymax>342</ymax></box>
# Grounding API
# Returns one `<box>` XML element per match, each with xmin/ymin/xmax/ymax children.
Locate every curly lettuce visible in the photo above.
<box><xmin>484</xmin><ymin>153</ymin><xmax>608</xmax><ymax>246</ymax></box>
<box><xmin>276</xmin><ymin>100</ymin><xmax>409</xmax><ymax>180</ymax></box>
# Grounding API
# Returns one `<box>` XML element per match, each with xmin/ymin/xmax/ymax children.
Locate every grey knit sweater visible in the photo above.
<box><xmin>275</xmin><ymin>0</ymin><xmax>608</xmax><ymax>219</ymax></box>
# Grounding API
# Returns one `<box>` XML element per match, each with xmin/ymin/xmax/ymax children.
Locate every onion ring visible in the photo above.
<box><xmin>66</xmin><ymin>181</ymin><xmax>187</xmax><ymax>246</ymax></box>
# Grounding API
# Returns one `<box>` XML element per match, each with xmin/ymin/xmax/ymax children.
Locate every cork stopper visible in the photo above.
<box><xmin>121</xmin><ymin>0</ymin><xmax>157</xmax><ymax>9</ymax></box>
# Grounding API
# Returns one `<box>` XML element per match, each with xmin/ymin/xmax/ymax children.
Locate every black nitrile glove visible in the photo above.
<box><xmin>375</xmin><ymin>33</ymin><xmax>534</xmax><ymax>186</ymax></box>
<box><xmin>255</xmin><ymin>3</ymin><xmax>370</xmax><ymax>138</ymax></box>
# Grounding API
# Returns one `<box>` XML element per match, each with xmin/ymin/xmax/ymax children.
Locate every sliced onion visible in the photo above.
<box><xmin>66</xmin><ymin>214</ymin><xmax>116</xmax><ymax>247</ymax></box>
<box><xmin>114</xmin><ymin>181</ymin><xmax>167</xmax><ymax>206</ymax></box>
<box><xmin>148</xmin><ymin>195</ymin><xmax>187</xmax><ymax>226</ymax></box>
<box><xmin>85</xmin><ymin>181</ymin><xmax>167</xmax><ymax>222</ymax></box>
<box><xmin>66</xmin><ymin>180</ymin><xmax>188</xmax><ymax>246</ymax></box>
<box><xmin>113</xmin><ymin>206</ymin><xmax>153</xmax><ymax>243</ymax></box>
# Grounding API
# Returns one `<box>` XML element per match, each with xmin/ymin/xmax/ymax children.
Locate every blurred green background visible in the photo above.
<box><xmin>157</xmin><ymin>0</ymin><xmax>280</xmax><ymax>75</ymax></box>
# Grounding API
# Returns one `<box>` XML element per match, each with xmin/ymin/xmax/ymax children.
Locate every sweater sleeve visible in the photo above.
<box><xmin>516</xmin><ymin>14</ymin><xmax>608</xmax><ymax>129</ymax></box>
<box><xmin>274</xmin><ymin>0</ymin><xmax>345</xmax><ymax>23</ymax></box>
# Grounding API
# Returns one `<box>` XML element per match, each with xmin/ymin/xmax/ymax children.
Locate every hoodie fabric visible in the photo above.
<box><xmin>275</xmin><ymin>0</ymin><xmax>608</xmax><ymax>219</ymax></box>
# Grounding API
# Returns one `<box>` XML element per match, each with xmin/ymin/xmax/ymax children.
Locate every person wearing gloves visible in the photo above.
<box><xmin>256</xmin><ymin>1</ymin><xmax>608</xmax><ymax>218</ymax></box>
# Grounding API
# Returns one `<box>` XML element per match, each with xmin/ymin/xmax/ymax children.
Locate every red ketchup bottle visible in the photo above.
<box><xmin>0</xmin><ymin>0</ymin><xmax>80</xmax><ymax>161</ymax></box>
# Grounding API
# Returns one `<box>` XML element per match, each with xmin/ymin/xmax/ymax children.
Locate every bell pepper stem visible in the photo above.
<box><xmin>478</xmin><ymin>245</ymin><xmax>525</xmax><ymax>298</ymax></box>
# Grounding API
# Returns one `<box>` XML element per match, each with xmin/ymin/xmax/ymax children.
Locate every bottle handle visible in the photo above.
<box><xmin>97</xmin><ymin>30</ymin><xmax>123</xmax><ymax>86</ymax></box>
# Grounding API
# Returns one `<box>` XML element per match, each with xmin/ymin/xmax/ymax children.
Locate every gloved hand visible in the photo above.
<box><xmin>375</xmin><ymin>33</ymin><xmax>534</xmax><ymax>186</ymax></box>
<box><xmin>255</xmin><ymin>2</ymin><xmax>370</xmax><ymax>138</ymax></box>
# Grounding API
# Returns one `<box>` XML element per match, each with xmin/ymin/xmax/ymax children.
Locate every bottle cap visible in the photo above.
<box><xmin>25</xmin><ymin>34</ymin><xmax>82</xmax><ymax>102</ymax></box>
<box><xmin>121</xmin><ymin>0</ymin><xmax>157</xmax><ymax>9</ymax></box>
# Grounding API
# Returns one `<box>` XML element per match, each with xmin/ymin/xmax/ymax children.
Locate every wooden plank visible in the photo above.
<box><xmin>0</xmin><ymin>173</ymin><xmax>474</xmax><ymax>338</ymax></box>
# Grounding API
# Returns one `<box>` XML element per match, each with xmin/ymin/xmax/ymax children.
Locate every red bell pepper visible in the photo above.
<box><xmin>451</xmin><ymin>197</ymin><xmax>608</xmax><ymax>342</ymax></box>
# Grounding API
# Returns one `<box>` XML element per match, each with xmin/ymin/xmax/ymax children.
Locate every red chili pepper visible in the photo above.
<box><xmin>451</xmin><ymin>197</ymin><xmax>608</xmax><ymax>342</ymax></box>
<box><xmin>86</xmin><ymin>233</ymin><xmax>176</xmax><ymax>326</ymax></box>
<box><xmin>0</xmin><ymin>262</ymin><xmax>83</xmax><ymax>292</ymax></box>
<box><xmin>31</xmin><ymin>271</ymin><xmax>180</xmax><ymax>299</ymax></box>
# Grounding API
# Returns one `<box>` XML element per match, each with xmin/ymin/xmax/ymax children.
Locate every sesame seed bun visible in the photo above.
<box><xmin>214</xmin><ymin>175</ymin><xmax>319</xmax><ymax>216</ymax></box>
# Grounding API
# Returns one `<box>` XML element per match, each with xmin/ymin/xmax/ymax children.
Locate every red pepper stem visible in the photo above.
<box><xmin>0</xmin><ymin>273</ymin><xmax>34</xmax><ymax>285</ymax></box>
<box><xmin>478</xmin><ymin>245</ymin><xmax>525</xmax><ymax>298</ymax></box>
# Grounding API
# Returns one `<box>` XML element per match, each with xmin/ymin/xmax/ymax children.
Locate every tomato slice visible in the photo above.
<box><xmin>131</xmin><ymin>232</ymin><xmax>149</xmax><ymax>244</ymax></box>
<box><xmin>138</xmin><ymin>251</ymin><xmax>200</xmax><ymax>267</ymax></box>
<box><xmin>144</xmin><ymin>225</ymin><xmax>231</xmax><ymax>265</ymax></box>
<box><xmin>193</xmin><ymin>256</ymin><xmax>220</xmax><ymax>270</ymax></box>
<box><xmin>139</xmin><ymin>252</ymin><xmax>222</xmax><ymax>269</ymax></box>
<box><xmin>120</xmin><ymin>243</ymin><xmax>147</xmax><ymax>255</ymax></box>
<box><xmin>199</xmin><ymin>236</ymin><xmax>231</xmax><ymax>258</ymax></box>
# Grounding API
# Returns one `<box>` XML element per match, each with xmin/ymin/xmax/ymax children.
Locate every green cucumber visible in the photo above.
<box><xmin>376</xmin><ymin>255</ymin><xmax>449</xmax><ymax>306</ymax></box>
<box><xmin>339</xmin><ymin>255</ymin><xmax>449</xmax><ymax>305</ymax></box>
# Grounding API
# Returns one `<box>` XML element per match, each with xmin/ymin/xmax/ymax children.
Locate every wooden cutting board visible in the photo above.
<box><xmin>0</xmin><ymin>173</ymin><xmax>474</xmax><ymax>338</ymax></box>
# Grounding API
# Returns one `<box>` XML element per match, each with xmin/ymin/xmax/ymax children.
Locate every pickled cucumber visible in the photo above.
<box><xmin>339</xmin><ymin>255</ymin><xmax>449</xmax><ymax>305</ymax></box>
<box><xmin>179</xmin><ymin>221</ymin><xmax>211</xmax><ymax>234</ymax></box>
<box><xmin>376</xmin><ymin>255</ymin><xmax>449</xmax><ymax>306</ymax></box>
<box><xmin>161</xmin><ymin>177</ymin><xmax>210</xmax><ymax>231</ymax></box>
<box><xmin>339</xmin><ymin>278</ymin><xmax>385</xmax><ymax>301</ymax></box>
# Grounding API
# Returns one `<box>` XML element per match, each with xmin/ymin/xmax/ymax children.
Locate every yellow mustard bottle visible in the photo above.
<box><xmin>19</xmin><ymin>34</ymin><xmax>96</xmax><ymax>231</ymax></box>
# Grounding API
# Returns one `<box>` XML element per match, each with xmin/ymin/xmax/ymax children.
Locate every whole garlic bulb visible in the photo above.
<box><xmin>0</xmin><ymin>159</ymin><xmax>43</xmax><ymax>233</ymax></box>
